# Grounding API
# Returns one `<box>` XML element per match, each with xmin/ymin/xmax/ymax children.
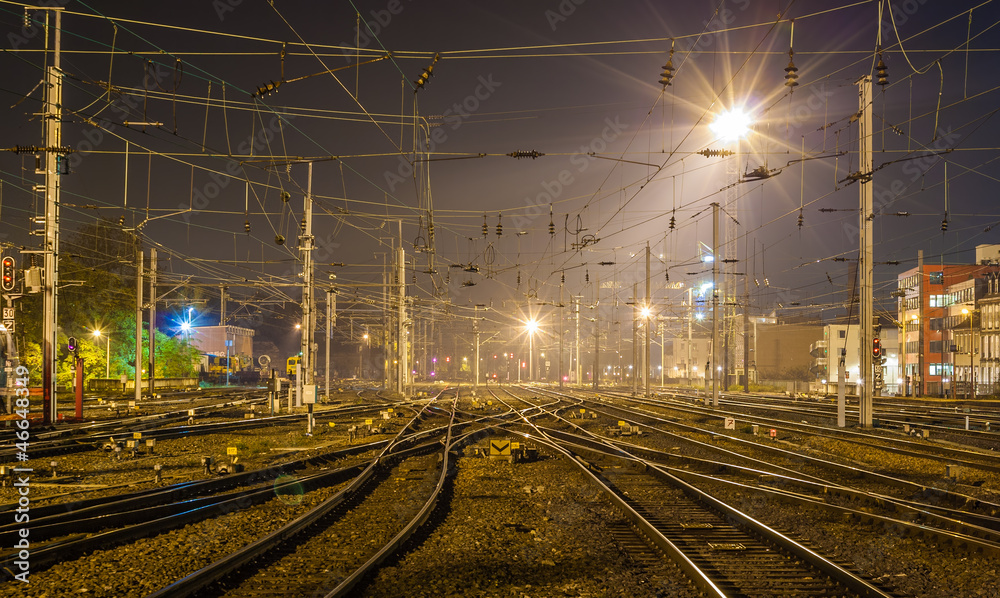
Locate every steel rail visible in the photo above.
<box><xmin>146</xmin><ymin>389</ymin><xmax>452</xmax><ymax>598</ymax></box>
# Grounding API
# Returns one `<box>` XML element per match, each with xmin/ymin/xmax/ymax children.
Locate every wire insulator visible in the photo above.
<box><xmin>506</xmin><ymin>150</ymin><xmax>544</xmax><ymax>159</ymax></box>
<box><xmin>482</xmin><ymin>215</ymin><xmax>488</xmax><ymax>237</ymax></box>
<box><xmin>275</xmin><ymin>234</ymin><xmax>285</xmax><ymax>246</ymax></box>
<box><xmin>414</xmin><ymin>53</ymin><xmax>440</xmax><ymax>92</ymax></box>
<box><xmin>797</xmin><ymin>210</ymin><xmax>804</xmax><ymax>228</ymax></box>
<box><xmin>659</xmin><ymin>42</ymin><xmax>675</xmax><ymax>86</ymax></box>
<box><xmin>517</xmin><ymin>271</ymin><xmax>521</xmax><ymax>286</ymax></box>
<box><xmin>496</xmin><ymin>212</ymin><xmax>503</xmax><ymax>237</ymax></box>
<box><xmin>941</xmin><ymin>218</ymin><xmax>948</xmax><ymax>232</ymax></box>
<box><xmin>585</xmin><ymin>269</ymin><xmax>590</xmax><ymax>283</ymax></box>
<box><xmin>244</xmin><ymin>220</ymin><xmax>251</xmax><ymax>234</ymax></box>
<box><xmin>669</xmin><ymin>215</ymin><xmax>676</xmax><ymax>230</ymax></box>
<box><xmin>665</xmin><ymin>270</ymin><xmax>669</xmax><ymax>282</ymax></box>
<box><xmin>561</xmin><ymin>272</ymin><xmax>565</xmax><ymax>284</ymax></box>
<box><xmin>784</xmin><ymin>50</ymin><xmax>799</xmax><ymax>88</ymax></box>
<box><xmin>697</xmin><ymin>149</ymin><xmax>735</xmax><ymax>158</ymax></box>
<box><xmin>876</xmin><ymin>55</ymin><xmax>889</xmax><ymax>86</ymax></box>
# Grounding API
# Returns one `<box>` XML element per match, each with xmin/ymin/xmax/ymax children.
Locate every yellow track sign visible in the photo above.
<box><xmin>133</xmin><ymin>432</ymin><xmax>142</xmax><ymax>439</ymax></box>
<box><xmin>489</xmin><ymin>440</ymin><xmax>511</xmax><ymax>456</ymax></box>
<box><xmin>227</xmin><ymin>447</ymin><xmax>238</xmax><ymax>456</ymax></box>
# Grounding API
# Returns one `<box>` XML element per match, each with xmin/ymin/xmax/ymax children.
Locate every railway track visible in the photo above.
<box><xmin>148</xmin><ymin>392</ymin><xmax>460</xmax><ymax>598</ymax></box>
<box><xmin>490</xmin><ymin>386</ymin><xmax>897</xmax><ymax>597</ymax></box>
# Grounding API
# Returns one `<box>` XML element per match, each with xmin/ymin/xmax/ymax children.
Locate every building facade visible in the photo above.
<box><xmin>810</xmin><ymin>323</ymin><xmax>899</xmax><ymax>395</ymax></box>
<box><xmin>897</xmin><ymin>246</ymin><xmax>999</xmax><ymax>397</ymax></box>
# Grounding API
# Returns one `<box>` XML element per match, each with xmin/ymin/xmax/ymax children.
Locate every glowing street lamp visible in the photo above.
<box><xmin>709</xmin><ymin>108</ymin><xmax>751</xmax><ymax>141</ymax></box>
<box><xmin>525</xmin><ymin>318</ymin><xmax>539</xmax><ymax>382</ymax></box>
<box><xmin>92</xmin><ymin>329</ymin><xmax>111</xmax><ymax>378</ymax></box>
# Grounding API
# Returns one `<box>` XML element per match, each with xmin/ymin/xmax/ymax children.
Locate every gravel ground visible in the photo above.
<box><xmin>361</xmin><ymin>454</ymin><xmax>700</xmax><ymax>598</ymax></box>
<box><xmin>0</xmin><ymin>477</ymin><xmax>353</xmax><ymax>598</ymax></box>
<box><xmin>0</xmin><ymin>404</ymin><xmax>396</xmax><ymax>508</ymax></box>
<box><xmin>703</xmin><ymin>479</ymin><xmax>1000</xmax><ymax>598</ymax></box>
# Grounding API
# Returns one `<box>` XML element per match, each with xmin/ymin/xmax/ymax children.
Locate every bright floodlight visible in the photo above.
<box><xmin>640</xmin><ymin>306</ymin><xmax>652</xmax><ymax>318</ymax></box>
<box><xmin>92</xmin><ymin>329</ymin><xmax>102</xmax><ymax>337</ymax></box>
<box><xmin>525</xmin><ymin>319</ymin><xmax>539</xmax><ymax>334</ymax></box>
<box><xmin>179</xmin><ymin>322</ymin><xmax>191</xmax><ymax>332</ymax></box>
<box><xmin>710</xmin><ymin>108</ymin><xmax>751</xmax><ymax>141</ymax></box>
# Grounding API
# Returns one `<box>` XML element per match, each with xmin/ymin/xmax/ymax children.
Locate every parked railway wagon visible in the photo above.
<box><xmin>199</xmin><ymin>353</ymin><xmax>259</xmax><ymax>384</ymax></box>
<box><xmin>287</xmin><ymin>355</ymin><xmax>301</xmax><ymax>378</ymax></box>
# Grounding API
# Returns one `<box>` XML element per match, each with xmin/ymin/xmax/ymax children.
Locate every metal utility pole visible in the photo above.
<box><xmin>473</xmin><ymin>304</ymin><xmax>482</xmax><ymax>390</ymax></box>
<box><xmin>644</xmin><ymin>243</ymin><xmax>651</xmax><ymax>396</ymax></box>
<box><xmin>711</xmin><ymin>202</ymin><xmax>720</xmax><ymax>407</ymax></box>
<box><xmin>574</xmin><ymin>296</ymin><xmax>581</xmax><ymax>386</ymax></box>
<box><xmin>916</xmin><ymin>250</ymin><xmax>924</xmax><ymax>397</ymax></box>
<box><xmin>41</xmin><ymin>8</ymin><xmax>63</xmax><ymax>424</ymax></box>
<box><xmin>858</xmin><ymin>75</ymin><xmax>874</xmax><ymax>427</ymax></box>
<box><xmin>135</xmin><ymin>250</ymin><xmax>143</xmax><ymax>404</ymax></box>
<box><xmin>326</xmin><ymin>287</ymin><xmax>336</xmax><ymax>401</ymax></box>
<box><xmin>396</xmin><ymin>221</ymin><xmax>406</xmax><ymax>394</ymax></box>
<box><xmin>220</xmin><ymin>284</ymin><xmax>226</xmax><ymax>326</ymax></box>
<box><xmin>593</xmin><ymin>276</ymin><xmax>600</xmax><ymax>390</ymax></box>
<box><xmin>657</xmin><ymin>320</ymin><xmax>667</xmax><ymax>386</ymax></box>
<box><xmin>743</xmin><ymin>263</ymin><xmax>750</xmax><ymax>392</ymax></box>
<box><xmin>300</xmin><ymin>164</ymin><xmax>314</xmax><ymax>428</ymax></box>
<box><xmin>148</xmin><ymin>248</ymin><xmax>156</xmax><ymax>396</ymax></box>
<box><xmin>631</xmin><ymin>282</ymin><xmax>638</xmax><ymax>396</ymax></box>
<box><xmin>559</xmin><ymin>283</ymin><xmax>564</xmax><ymax>388</ymax></box>
<box><xmin>687</xmin><ymin>287</ymin><xmax>693</xmax><ymax>384</ymax></box>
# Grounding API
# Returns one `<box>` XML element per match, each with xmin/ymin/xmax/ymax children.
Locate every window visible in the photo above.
<box><xmin>904</xmin><ymin>297</ymin><xmax>920</xmax><ymax>311</ymax></box>
<box><xmin>929</xmin><ymin>340</ymin><xmax>943</xmax><ymax>353</ymax></box>
<box><xmin>905</xmin><ymin>341</ymin><xmax>921</xmax><ymax>354</ymax></box>
<box><xmin>929</xmin><ymin>318</ymin><xmax>944</xmax><ymax>331</ymax></box>
<box><xmin>838</xmin><ymin>330</ymin><xmax>846</xmax><ymax>339</ymax></box>
<box><xmin>899</xmin><ymin>274</ymin><xmax>919</xmax><ymax>290</ymax></box>
<box><xmin>929</xmin><ymin>295</ymin><xmax>951</xmax><ymax>307</ymax></box>
<box><xmin>929</xmin><ymin>272</ymin><xmax>944</xmax><ymax>285</ymax></box>
<box><xmin>929</xmin><ymin>363</ymin><xmax>953</xmax><ymax>376</ymax></box>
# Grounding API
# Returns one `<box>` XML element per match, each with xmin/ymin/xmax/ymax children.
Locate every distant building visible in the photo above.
<box><xmin>896</xmin><ymin>246</ymin><xmax>1000</xmax><ymax>396</ymax></box>
<box><xmin>185</xmin><ymin>325</ymin><xmax>255</xmax><ymax>369</ymax></box>
<box><xmin>810</xmin><ymin>323</ymin><xmax>899</xmax><ymax>394</ymax></box>
<box><xmin>752</xmin><ymin>319</ymin><xmax>822</xmax><ymax>382</ymax></box>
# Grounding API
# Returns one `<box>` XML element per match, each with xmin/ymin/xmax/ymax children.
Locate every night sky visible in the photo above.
<box><xmin>1</xmin><ymin>0</ymin><xmax>998</xmax><ymax>354</ymax></box>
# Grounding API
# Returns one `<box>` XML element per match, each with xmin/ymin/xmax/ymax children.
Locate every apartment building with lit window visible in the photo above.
<box><xmin>896</xmin><ymin>246</ymin><xmax>1000</xmax><ymax>396</ymax></box>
